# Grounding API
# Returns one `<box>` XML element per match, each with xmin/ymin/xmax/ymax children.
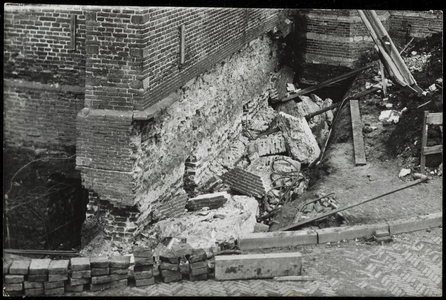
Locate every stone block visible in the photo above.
<box><xmin>135</xmin><ymin>277</ymin><xmax>155</xmax><ymax>287</ymax></box>
<box><xmin>69</xmin><ymin>277</ymin><xmax>90</xmax><ymax>286</ymax></box>
<box><xmin>190</xmin><ymin>267</ymin><xmax>208</xmax><ymax>276</ymax></box>
<box><xmin>70</xmin><ymin>257</ymin><xmax>91</xmax><ymax>271</ymax></box>
<box><xmin>44</xmin><ymin>280</ymin><xmax>65</xmax><ymax>289</ymax></box>
<box><xmin>29</xmin><ymin>259</ymin><xmax>51</xmax><ymax>275</ymax></box>
<box><xmin>3</xmin><ymin>261</ymin><xmax>12</xmax><ymax>275</ymax></box>
<box><xmin>189</xmin><ymin>260</ymin><xmax>207</xmax><ymax>270</ymax></box>
<box><xmin>28</xmin><ymin>274</ymin><xmax>48</xmax><ymax>282</ymax></box>
<box><xmin>185</xmin><ymin>192</ymin><xmax>230</xmax><ymax>211</ymax></box>
<box><xmin>133</xmin><ymin>270</ymin><xmax>153</xmax><ymax>280</ymax></box>
<box><xmin>317</xmin><ymin>223</ymin><xmax>389</xmax><ymax>243</ymax></box>
<box><xmin>162</xmin><ymin>272</ymin><xmax>182</xmax><ymax>283</ymax></box>
<box><xmin>90</xmin><ymin>257</ymin><xmax>109</xmax><ymax>268</ymax></box>
<box><xmin>220</xmin><ymin>168</ymin><xmax>266</xmax><ymax>198</ymax></box>
<box><xmin>91</xmin><ymin>267</ymin><xmax>109</xmax><ymax>276</ymax></box>
<box><xmin>9</xmin><ymin>260</ymin><xmax>31</xmax><ymax>275</ymax></box>
<box><xmin>253</xmin><ymin>222</ymin><xmax>270</xmax><ymax>233</ymax></box>
<box><xmin>171</xmin><ymin>243</ymin><xmax>194</xmax><ymax>257</ymax></box>
<box><xmin>188</xmin><ymin>248</ymin><xmax>207</xmax><ymax>263</ymax></box>
<box><xmin>90</xmin><ymin>275</ymin><xmax>112</xmax><ymax>285</ymax></box>
<box><xmin>189</xmin><ymin>273</ymin><xmax>208</xmax><ymax>281</ymax></box>
<box><xmin>214</xmin><ymin>252</ymin><xmax>302</xmax><ymax>280</ymax></box>
<box><xmin>110</xmin><ymin>279</ymin><xmax>128</xmax><ymax>288</ymax></box>
<box><xmin>109</xmin><ymin>256</ymin><xmax>130</xmax><ymax>269</ymax></box>
<box><xmin>161</xmin><ymin>269</ymin><xmax>180</xmax><ymax>278</ymax></box>
<box><xmin>388</xmin><ymin>213</ymin><xmax>442</xmax><ymax>235</ymax></box>
<box><xmin>160</xmin><ymin>262</ymin><xmax>179</xmax><ymax>271</ymax></box>
<box><xmin>4</xmin><ymin>274</ymin><xmax>25</xmax><ymax>283</ymax></box>
<box><xmin>134</xmin><ymin>257</ymin><xmax>154</xmax><ymax>267</ymax></box>
<box><xmin>110</xmin><ymin>267</ymin><xmax>128</xmax><ymax>275</ymax></box>
<box><xmin>44</xmin><ymin>287</ymin><xmax>65</xmax><ymax>296</ymax></box>
<box><xmin>239</xmin><ymin>230</ymin><xmax>318</xmax><ymax>250</ymax></box>
<box><xmin>64</xmin><ymin>282</ymin><xmax>84</xmax><ymax>293</ymax></box>
<box><xmin>133</xmin><ymin>248</ymin><xmax>153</xmax><ymax>258</ymax></box>
<box><xmin>4</xmin><ymin>283</ymin><xmax>23</xmax><ymax>292</ymax></box>
<box><xmin>48</xmin><ymin>274</ymin><xmax>68</xmax><ymax>282</ymax></box>
<box><xmin>48</xmin><ymin>260</ymin><xmax>69</xmax><ymax>275</ymax></box>
<box><xmin>159</xmin><ymin>251</ymin><xmax>179</xmax><ymax>264</ymax></box>
<box><xmin>89</xmin><ymin>281</ymin><xmax>111</xmax><ymax>292</ymax></box>
<box><xmin>71</xmin><ymin>270</ymin><xmax>91</xmax><ymax>279</ymax></box>
<box><xmin>134</xmin><ymin>265</ymin><xmax>152</xmax><ymax>272</ymax></box>
<box><xmin>24</xmin><ymin>281</ymin><xmax>44</xmax><ymax>289</ymax></box>
<box><xmin>25</xmin><ymin>288</ymin><xmax>44</xmax><ymax>296</ymax></box>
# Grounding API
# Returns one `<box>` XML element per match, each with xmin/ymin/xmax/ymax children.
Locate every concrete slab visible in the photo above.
<box><xmin>215</xmin><ymin>252</ymin><xmax>302</xmax><ymax>281</ymax></box>
<box><xmin>9</xmin><ymin>260</ymin><xmax>31</xmax><ymax>275</ymax></box>
<box><xmin>109</xmin><ymin>256</ymin><xmax>131</xmax><ymax>268</ymax></box>
<box><xmin>317</xmin><ymin>223</ymin><xmax>389</xmax><ymax>244</ymax></box>
<box><xmin>388</xmin><ymin>213</ymin><xmax>442</xmax><ymax>235</ymax></box>
<box><xmin>239</xmin><ymin>230</ymin><xmax>318</xmax><ymax>250</ymax></box>
<box><xmin>45</xmin><ymin>287</ymin><xmax>65</xmax><ymax>295</ymax></box>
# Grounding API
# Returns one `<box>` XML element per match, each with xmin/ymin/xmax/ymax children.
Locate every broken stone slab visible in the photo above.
<box><xmin>214</xmin><ymin>252</ymin><xmax>302</xmax><ymax>280</ymax></box>
<box><xmin>47</xmin><ymin>274</ymin><xmax>67</xmax><ymax>282</ymax></box>
<box><xmin>220</xmin><ymin>167</ymin><xmax>266</xmax><ymax>198</ymax></box>
<box><xmin>44</xmin><ymin>280</ymin><xmax>65</xmax><ymax>290</ymax></box>
<box><xmin>398</xmin><ymin>168</ymin><xmax>411</xmax><ymax>178</ymax></box>
<box><xmin>253</xmin><ymin>223</ymin><xmax>269</xmax><ymax>233</ymax></box>
<box><xmin>276</xmin><ymin>112</ymin><xmax>320</xmax><ymax>164</ymax></box>
<box><xmin>185</xmin><ymin>191</ymin><xmax>230</xmax><ymax>211</ymax></box>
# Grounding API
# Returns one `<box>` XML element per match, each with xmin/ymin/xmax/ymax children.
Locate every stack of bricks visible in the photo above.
<box><xmin>159</xmin><ymin>250</ymin><xmax>182</xmax><ymax>283</ymax></box>
<box><xmin>28</xmin><ymin>259</ymin><xmax>52</xmax><ymax>296</ymax></box>
<box><xmin>89</xmin><ymin>257</ymin><xmax>109</xmax><ymax>291</ymax></box>
<box><xmin>46</xmin><ymin>260</ymin><xmax>69</xmax><ymax>295</ymax></box>
<box><xmin>4</xmin><ymin>260</ymin><xmax>27</xmax><ymax>296</ymax></box>
<box><xmin>133</xmin><ymin>246</ymin><xmax>155</xmax><ymax>287</ymax></box>
<box><xmin>90</xmin><ymin>256</ymin><xmax>129</xmax><ymax>291</ymax></box>
<box><xmin>188</xmin><ymin>249</ymin><xmax>209</xmax><ymax>281</ymax></box>
<box><xmin>68</xmin><ymin>257</ymin><xmax>90</xmax><ymax>293</ymax></box>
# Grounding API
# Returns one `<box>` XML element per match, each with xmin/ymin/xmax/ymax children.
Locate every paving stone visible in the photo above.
<box><xmin>215</xmin><ymin>252</ymin><xmax>302</xmax><ymax>280</ymax></box>
<box><xmin>133</xmin><ymin>270</ymin><xmax>153</xmax><ymax>280</ymax></box>
<box><xmin>71</xmin><ymin>270</ymin><xmax>92</xmax><ymax>278</ymax></box>
<box><xmin>44</xmin><ymin>280</ymin><xmax>65</xmax><ymax>289</ymax></box>
<box><xmin>69</xmin><ymin>277</ymin><xmax>90</xmax><ymax>286</ymax></box>
<box><xmin>134</xmin><ymin>265</ymin><xmax>152</xmax><ymax>272</ymax></box>
<box><xmin>110</xmin><ymin>267</ymin><xmax>129</xmax><ymax>275</ymax></box>
<box><xmin>24</xmin><ymin>288</ymin><xmax>44</xmax><ymax>296</ymax></box>
<box><xmin>160</xmin><ymin>262</ymin><xmax>179</xmax><ymax>271</ymax></box>
<box><xmin>70</xmin><ymin>257</ymin><xmax>91</xmax><ymax>271</ymax></box>
<box><xmin>162</xmin><ymin>272</ymin><xmax>182</xmax><ymax>283</ymax></box>
<box><xmin>239</xmin><ymin>230</ymin><xmax>318</xmax><ymax>250</ymax></box>
<box><xmin>28</xmin><ymin>274</ymin><xmax>48</xmax><ymax>282</ymax></box>
<box><xmin>317</xmin><ymin>223</ymin><xmax>390</xmax><ymax>244</ymax></box>
<box><xmin>4</xmin><ymin>283</ymin><xmax>23</xmax><ymax>292</ymax></box>
<box><xmin>190</xmin><ymin>260</ymin><xmax>208</xmax><ymax>270</ymax></box>
<box><xmin>92</xmin><ymin>267</ymin><xmax>109</xmax><ymax>276</ymax></box>
<box><xmin>188</xmin><ymin>249</ymin><xmax>207</xmax><ymax>263</ymax></box>
<box><xmin>24</xmin><ymin>281</ymin><xmax>44</xmax><ymax>289</ymax></box>
<box><xmin>3</xmin><ymin>261</ymin><xmax>12</xmax><ymax>275</ymax></box>
<box><xmin>48</xmin><ymin>273</ymin><xmax>68</xmax><ymax>282</ymax></box>
<box><xmin>29</xmin><ymin>259</ymin><xmax>52</xmax><ymax>275</ymax></box>
<box><xmin>48</xmin><ymin>259</ymin><xmax>70</xmax><ymax>275</ymax></box>
<box><xmin>45</xmin><ymin>287</ymin><xmax>65</xmax><ymax>295</ymax></box>
<box><xmin>64</xmin><ymin>282</ymin><xmax>84</xmax><ymax>292</ymax></box>
<box><xmin>134</xmin><ymin>257</ymin><xmax>154</xmax><ymax>267</ymax></box>
<box><xmin>109</xmin><ymin>256</ymin><xmax>131</xmax><ymax>268</ymax></box>
<box><xmin>190</xmin><ymin>266</ymin><xmax>208</xmax><ymax>276</ymax></box>
<box><xmin>4</xmin><ymin>274</ymin><xmax>25</xmax><ymax>283</ymax></box>
<box><xmin>90</xmin><ymin>257</ymin><xmax>109</xmax><ymax>268</ymax></box>
<box><xmin>135</xmin><ymin>277</ymin><xmax>155</xmax><ymax>287</ymax></box>
<box><xmin>9</xmin><ymin>260</ymin><xmax>31</xmax><ymax>275</ymax></box>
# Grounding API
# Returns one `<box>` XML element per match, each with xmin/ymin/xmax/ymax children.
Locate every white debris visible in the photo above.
<box><xmin>365</xmin><ymin>82</ymin><xmax>373</xmax><ymax>89</ymax></box>
<box><xmin>385</xmin><ymin>103</ymin><xmax>393</xmax><ymax>109</ymax></box>
<box><xmin>428</xmin><ymin>84</ymin><xmax>437</xmax><ymax>92</ymax></box>
<box><xmin>399</xmin><ymin>168</ymin><xmax>411</xmax><ymax>178</ymax></box>
<box><xmin>379</xmin><ymin>110</ymin><xmax>401</xmax><ymax>124</ymax></box>
<box><xmin>411</xmin><ymin>51</ymin><xmax>417</xmax><ymax>56</ymax></box>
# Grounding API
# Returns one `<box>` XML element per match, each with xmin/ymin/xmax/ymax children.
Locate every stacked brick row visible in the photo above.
<box><xmin>159</xmin><ymin>251</ymin><xmax>182</xmax><ymax>283</ymax></box>
<box><xmin>90</xmin><ymin>256</ymin><xmax>129</xmax><ymax>291</ymax></box>
<box><xmin>188</xmin><ymin>249</ymin><xmax>209</xmax><ymax>281</ymax></box>
<box><xmin>133</xmin><ymin>247</ymin><xmax>155</xmax><ymax>287</ymax></box>
<box><xmin>4</xmin><ymin>261</ymin><xmax>27</xmax><ymax>296</ymax></box>
<box><xmin>68</xmin><ymin>257</ymin><xmax>90</xmax><ymax>292</ymax></box>
<box><xmin>183</xmin><ymin>155</ymin><xmax>199</xmax><ymax>198</ymax></box>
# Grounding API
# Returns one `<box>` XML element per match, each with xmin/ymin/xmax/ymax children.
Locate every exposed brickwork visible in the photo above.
<box><xmin>389</xmin><ymin>10</ymin><xmax>443</xmax><ymax>42</ymax></box>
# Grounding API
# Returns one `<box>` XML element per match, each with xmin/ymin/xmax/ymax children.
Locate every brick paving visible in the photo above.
<box><xmin>74</xmin><ymin>227</ymin><xmax>442</xmax><ymax>297</ymax></box>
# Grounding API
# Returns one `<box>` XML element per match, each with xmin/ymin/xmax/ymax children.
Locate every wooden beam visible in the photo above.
<box><xmin>280</xmin><ymin>65</ymin><xmax>372</xmax><ymax>103</ymax></box>
<box><xmin>423</xmin><ymin>145</ymin><xmax>443</xmax><ymax>155</ymax></box>
<box><xmin>277</xmin><ymin>177</ymin><xmax>428</xmax><ymax>231</ymax></box>
<box><xmin>70</xmin><ymin>15</ymin><xmax>76</xmax><ymax>50</ymax></box>
<box><xmin>420</xmin><ymin>111</ymin><xmax>429</xmax><ymax>173</ymax></box>
<box><xmin>4</xmin><ymin>249</ymin><xmax>80</xmax><ymax>257</ymax></box>
<box><xmin>350</xmin><ymin>100</ymin><xmax>367</xmax><ymax>166</ymax></box>
<box><xmin>379</xmin><ymin>61</ymin><xmax>387</xmax><ymax>97</ymax></box>
<box><xmin>180</xmin><ymin>24</ymin><xmax>185</xmax><ymax>65</ymax></box>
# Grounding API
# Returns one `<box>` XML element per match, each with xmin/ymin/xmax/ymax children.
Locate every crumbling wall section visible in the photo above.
<box><xmin>132</xmin><ymin>36</ymin><xmax>280</xmax><ymax>220</ymax></box>
<box><xmin>389</xmin><ymin>10</ymin><xmax>443</xmax><ymax>42</ymax></box>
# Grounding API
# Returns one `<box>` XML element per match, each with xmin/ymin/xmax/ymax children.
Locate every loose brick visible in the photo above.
<box><xmin>189</xmin><ymin>273</ymin><xmax>208</xmax><ymax>281</ymax></box>
<box><xmin>161</xmin><ymin>269</ymin><xmax>180</xmax><ymax>278</ymax></box>
<box><xmin>48</xmin><ymin>274</ymin><xmax>68</xmax><ymax>282</ymax></box>
<box><xmin>171</xmin><ymin>243</ymin><xmax>194</xmax><ymax>257</ymax></box>
<box><xmin>48</xmin><ymin>260</ymin><xmax>69</xmax><ymax>275</ymax></box>
<box><xmin>71</xmin><ymin>270</ymin><xmax>92</xmax><ymax>278</ymax></box>
<box><xmin>188</xmin><ymin>249</ymin><xmax>207</xmax><ymax>263</ymax></box>
<box><xmin>70</xmin><ymin>257</ymin><xmax>91</xmax><ymax>271</ymax></box>
<box><xmin>45</xmin><ymin>287</ymin><xmax>65</xmax><ymax>295</ymax></box>
<box><xmin>9</xmin><ymin>260</ymin><xmax>31</xmax><ymax>275</ymax></box>
<box><xmin>90</xmin><ymin>257</ymin><xmax>109</xmax><ymax>268</ymax></box>
<box><xmin>134</xmin><ymin>257</ymin><xmax>154</xmax><ymax>267</ymax></box>
<box><xmin>159</xmin><ymin>262</ymin><xmax>179</xmax><ymax>271</ymax></box>
<box><xmin>189</xmin><ymin>260</ymin><xmax>207</xmax><ymax>270</ymax></box>
<box><xmin>64</xmin><ymin>282</ymin><xmax>84</xmax><ymax>293</ymax></box>
<box><xmin>110</xmin><ymin>267</ymin><xmax>128</xmax><ymax>275</ymax></box>
<box><xmin>190</xmin><ymin>266</ymin><xmax>208</xmax><ymax>276</ymax></box>
<box><xmin>214</xmin><ymin>252</ymin><xmax>302</xmax><ymax>280</ymax></box>
<box><xmin>3</xmin><ymin>261</ymin><xmax>12</xmax><ymax>275</ymax></box>
<box><xmin>132</xmin><ymin>247</ymin><xmax>153</xmax><ymax>258</ymax></box>
<box><xmin>186</xmin><ymin>192</ymin><xmax>230</xmax><ymax>211</ymax></box>
<box><xmin>4</xmin><ymin>274</ymin><xmax>25</xmax><ymax>283</ymax></box>
<box><xmin>109</xmin><ymin>256</ymin><xmax>130</xmax><ymax>268</ymax></box>
<box><xmin>159</xmin><ymin>251</ymin><xmax>179</xmax><ymax>264</ymax></box>
<box><xmin>110</xmin><ymin>278</ymin><xmax>128</xmax><ymax>288</ymax></box>
<box><xmin>89</xmin><ymin>281</ymin><xmax>111</xmax><ymax>292</ymax></box>
<box><xmin>133</xmin><ymin>270</ymin><xmax>153</xmax><ymax>280</ymax></box>
<box><xmin>69</xmin><ymin>277</ymin><xmax>90</xmax><ymax>286</ymax></box>
<box><xmin>24</xmin><ymin>281</ymin><xmax>44</xmax><ymax>289</ymax></box>
<box><xmin>29</xmin><ymin>259</ymin><xmax>52</xmax><ymax>275</ymax></box>
<box><xmin>24</xmin><ymin>288</ymin><xmax>44</xmax><ymax>296</ymax></box>
<box><xmin>134</xmin><ymin>265</ymin><xmax>152</xmax><ymax>272</ymax></box>
<box><xmin>91</xmin><ymin>267</ymin><xmax>109</xmax><ymax>276</ymax></box>
<box><xmin>162</xmin><ymin>272</ymin><xmax>182</xmax><ymax>283</ymax></box>
<box><xmin>44</xmin><ymin>280</ymin><xmax>65</xmax><ymax>289</ymax></box>
<box><xmin>4</xmin><ymin>283</ymin><xmax>23</xmax><ymax>292</ymax></box>
<box><xmin>28</xmin><ymin>274</ymin><xmax>48</xmax><ymax>282</ymax></box>
<box><xmin>135</xmin><ymin>277</ymin><xmax>155</xmax><ymax>287</ymax></box>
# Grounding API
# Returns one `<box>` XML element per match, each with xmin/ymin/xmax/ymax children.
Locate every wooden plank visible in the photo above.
<box><xmin>420</xmin><ymin>111</ymin><xmax>429</xmax><ymax>173</ymax></box>
<box><xmin>180</xmin><ymin>24</ymin><xmax>185</xmax><ymax>64</ymax></box>
<box><xmin>423</xmin><ymin>145</ymin><xmax>443</xmax><ymax>155</ymax></box>
<box><xmin>349</xmin><ymin>100</ymin><xmax>367</xmax><ymax>166</ymax></box>
<box><xmin>426</xmin><ymin>112</ymin><xmax>443</xmax><ymax>125</ymax></box>
<box><xmin>278</xmin><ymin>177</ymin><xmax>428</xmax><ymax>231</ymax></box>
<box><xmin>70</xmin><ymin>15</ymin><xmax>76</xmax><ymax>50</ymax></box>
<box><xmin>379</xmin><ymin>61</ymin><xmax>387</xmax><ymax>96</ymax></box>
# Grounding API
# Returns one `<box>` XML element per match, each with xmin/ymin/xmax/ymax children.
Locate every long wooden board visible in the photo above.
<box><xmin>349</xmin><ymin>100</ymin><xmax>367</xmax><ymax>166</ymax></box>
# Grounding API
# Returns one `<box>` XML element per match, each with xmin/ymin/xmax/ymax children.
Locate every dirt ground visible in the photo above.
<box><xmin>270</xmin><ymin>34</ymin><xmax>443</xmax><ymax>231</ymax></box>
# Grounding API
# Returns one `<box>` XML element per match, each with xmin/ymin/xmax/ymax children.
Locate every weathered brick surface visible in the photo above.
<box><xmin>109</xmin><ymin>256</ymin><xmax>131</xmax><ymax>269</ymax></box>
<box><xmin>185</xmin><ymin>192</ymin><xmax>230</xmax><ymax>211</ymax></box>
<box><xmin>48</xmin><ymin>274</ymin><xmax>68</xmax><ymax>282</ymax></box>
<box><xmin>4</xmin><ymin>274</ymin><xmax>25</xmax><ymax>283</ymax></box>
<box><xmin>44</xmin><ymin>280</ymin><xmax>65</xmax><ymax>289</ymax></box>
<box><xmin>9</xmin><ymin>260</ymin><xmax>31</xmax><ymax>275</ymax></box>
<box><xmin>64</xmin><ymin>282</ymin><xmax>84</xmax><ymax>292</ymax></box>
<box><xmin>220</xmin><ymin>167</ymin><xmax>267</xmax><ymax>198</ymax></box>
<box><xmin>133</xmin><ymin>270</ymin><xmax>153</xmax><ymax>280</ymax></box>
<box><xmin>389</xmin><ymin>10</ymin><xmax>443</xmax><ymax>41</ymax></box>
<box><xmin>135</xmin><ymin>277</ymin><xmax>155</xmax><ymax>286</ymax></box>
<box><xmin>71</xmin><ymin>270</ymin><xmax>92</xmax><ymax>278</ymax></box>
<box><xmin>28</xmin><ymin>274</ymin><xmax>48</xmax><ymax>282</ymax></box>
<box><xmin>69</xmin><ymin>277</ymin><xmax>90</xmax><ymax>286</ymax></box>
<box><xmin>90</xmin><ymin>257</ymin><xmax>109</xmax><ymax>268</ymax></box>
<box><xmin>48</xmin><ymin>260</ymin><xmax>69</xmax><ymax>275</ymax></box>
<box><xmin>92</xmin><ymin>268</ymin><xmax>109</xmax><ymax>276</ymax></box>
<box><xmin>24</xmin><ymin>281</ymin><xmax>44</xmax><ymax>289</ymax></box>
<box><xmin>70</xmin><ymin>257</ymin><xmax>90</xmax><ymax>271</ymax></box>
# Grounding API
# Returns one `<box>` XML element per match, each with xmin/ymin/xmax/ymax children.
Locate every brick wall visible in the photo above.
<box><xmin>389</xmin><ymin>10</ymin><xmax>443</xmax><ymax>42</ymax></box>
